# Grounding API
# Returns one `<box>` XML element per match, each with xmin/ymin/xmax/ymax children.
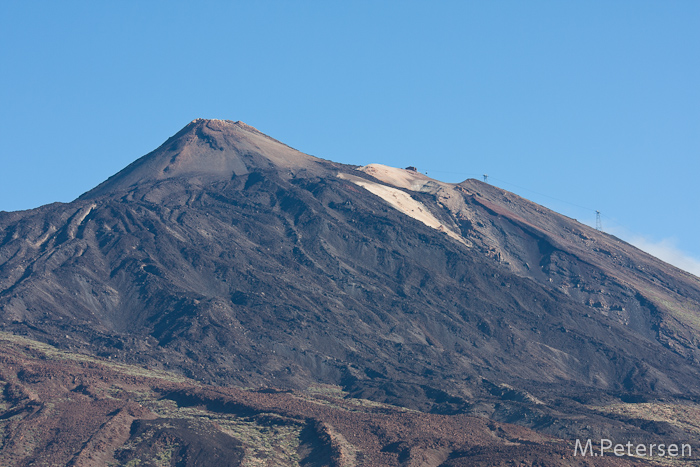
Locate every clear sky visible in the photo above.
<box><xmin>1</xmin><ymin>2</ymin><xmax>699</xmax><ymax>274</ymax></box>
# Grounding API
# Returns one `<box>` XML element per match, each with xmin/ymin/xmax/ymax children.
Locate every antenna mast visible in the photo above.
<box><xmin>595</xmin><ymin>211</ymin><xmax>602</xmax><ymax>231</ymax></box>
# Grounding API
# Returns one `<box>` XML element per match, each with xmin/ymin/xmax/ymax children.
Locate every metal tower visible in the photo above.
<box><xmin>483</xmin><ymin>174</ymin><xmax>488</xmax><ymax>183</ymax></box>
<box><xmin>595</xmin><ymin>211</ymin><xmax>602</xmax><ymax>231</ymax></box>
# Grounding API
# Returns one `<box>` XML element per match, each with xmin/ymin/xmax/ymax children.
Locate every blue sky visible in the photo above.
<box><xmin>1</xmin><ymin>2</ymin><xmax>699</xmax><ymax>273</ymax></box>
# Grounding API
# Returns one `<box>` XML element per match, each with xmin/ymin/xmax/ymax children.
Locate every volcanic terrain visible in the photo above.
<box><xmin>1</xmin><ymin>119</ymin><xmax>700</xmax><ymax>465</ymax></box>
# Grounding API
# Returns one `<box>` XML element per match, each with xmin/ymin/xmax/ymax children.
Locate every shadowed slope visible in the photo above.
<box><xmin>1</xmin><ymin>120</ymin><xmax>700</xmax><ymax>456</ymax></box>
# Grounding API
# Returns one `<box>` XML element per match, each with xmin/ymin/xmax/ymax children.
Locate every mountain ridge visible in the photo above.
<box><xmin>2</xmin><ymin>120</ymin><xmax>700</xmax><ymax>464</ymax></box>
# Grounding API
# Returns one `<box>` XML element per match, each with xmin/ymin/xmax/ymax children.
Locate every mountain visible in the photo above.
<box><xmin>82</xmin><ymin>119</ymin><xmax>326</xmax><ymax>199</ymax></box>
<box><xmin>2</xmin><ymin>119</ymin><xmax>700</xmax><ymax>465</ymax></box>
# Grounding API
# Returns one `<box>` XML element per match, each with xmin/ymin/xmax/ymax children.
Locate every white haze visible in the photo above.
<box><xmin>628</xmin><ymin>236</ymin><xmax>700</xmax><ymax>278</ymax></box>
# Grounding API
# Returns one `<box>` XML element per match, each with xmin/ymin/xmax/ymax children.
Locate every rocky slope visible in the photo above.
<box><xmin>2</xmin><ymin>331</ymin><xmax>652</xmax><ymax>466</ymax></box>
<box><xmin>1</xmin><ymin>119</ymin><xmax>700</xmax><ymax>464</ymax></box>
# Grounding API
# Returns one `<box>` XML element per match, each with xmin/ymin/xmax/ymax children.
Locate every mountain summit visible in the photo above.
<box><xmin>2</xmin><ymin>120</ymin><xmax>700</xmax><ymax>464</ymax></box>
<box><xmin>82</xmin><ymin>119</ymin><xmax>323</xmax><ymax>199</ymax></box>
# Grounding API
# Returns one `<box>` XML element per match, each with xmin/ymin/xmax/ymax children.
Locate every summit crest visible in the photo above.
<box><xmin>81</xmin><ymin>119</ymin><xmax>320</xmax><ymax>199</ymax></box>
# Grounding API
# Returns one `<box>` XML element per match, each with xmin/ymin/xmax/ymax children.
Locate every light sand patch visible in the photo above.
<box><xmin>76</xmin><ymin>204</ymin><xmax>97</xmax><ymax>226</ymax></box>
<box><xmin>358</xmin><ymin>164</ymin><xmax>438</xmax><ymax>192</ymax></box>
<box><xmin>30</xmin><ymin>225</ymin><xmax>57</xmax><ymax>249</ymax></box>
<box><xmin>66</xmin><ymin>204</ymin><xmax>97</xmax><ymax>240</ymax></box>
<box><xmin>338</xmin><ymin>173</ymin><xmax>467</xmax><ymax>245</ymax></box>
<box><xmin>356</xmin><ymin>164</ymin><xmax>473</xmax><ymax>223</ymax></box>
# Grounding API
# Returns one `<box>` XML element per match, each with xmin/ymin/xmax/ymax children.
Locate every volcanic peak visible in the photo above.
<box><xmin>186</xmin><ymin>118</ymin><xmax>263</xmax><ymax>135</ymax></box>
<box><xmin>80</xmin><ymin>119</ymin><xmax>321</xmax><ymax>200</ymax></box>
